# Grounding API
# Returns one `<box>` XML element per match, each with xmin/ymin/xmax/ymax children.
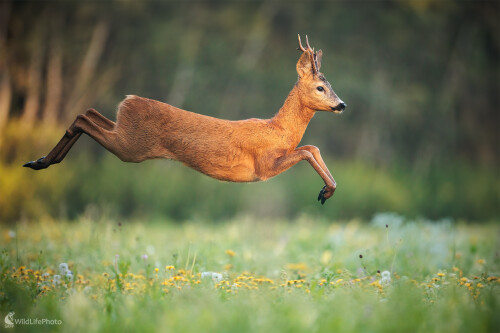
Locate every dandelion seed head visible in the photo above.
<box><xmin>379</xmin><ymin>271</ymin><xmax>391</xmax><ymax>286</ymax></box>
<box><xmin>59</xmin><ymin>263</ymin><xmax>69</xmax><ymax>275</ymax></box>
<box><xmin>201</xmin><ymin>272</ymin><xmax>223</xmax><ymax>283</ymax></box>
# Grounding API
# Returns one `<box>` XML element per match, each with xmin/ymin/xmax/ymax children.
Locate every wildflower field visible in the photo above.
<box><xmin>1</xmin><ymin>214</ymin><xmax>498</xmax><ymax>332</ymax></box>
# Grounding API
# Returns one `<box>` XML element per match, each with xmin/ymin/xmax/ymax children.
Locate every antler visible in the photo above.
<box><xmin>305</xmin><ymin>35</ymin><xmax>314</xmax><ymax>53</ymax></box>
<box><xmin>297</xmin><ymin>34</ymin><xmax>319</xmax><ymax>74</ymax></box>
<box><xmin>297</xmin><ymin>34</ymin><xmax>307</xmax><ymax>52</ymax></box>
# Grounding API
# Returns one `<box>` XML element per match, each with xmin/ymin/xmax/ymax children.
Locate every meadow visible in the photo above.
<box><xmin>1</xmin><ymin>214</ymin><xmax>498</xmax><ymax>332</ymax></box>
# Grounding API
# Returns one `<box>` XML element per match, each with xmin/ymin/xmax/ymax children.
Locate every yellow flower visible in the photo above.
<box><xmin>154</xmin><ymin>268</ymin><xmax>159</xmax><ymax>273</ymax></box>
<box><xmin>225</xmin><ymin>249</ymin><xmax>236</xmax><ymax>257</ymax></box>
<box><xmin>165</xmin><ymin>265</ymin><xmax>175</xmax><ymax>270</ymax></box>
<box><xmin>437</xmin><ymin>273</ymin><xmax>445</xmax><ymax>277</ymax></box>
<box><xmin>477</xmin><ymin>259</ymin><xmax>485</xmax><ymax>265</ymax></box>
<box><xmin>286</xmin><ymin>263</ymin><xmax>308</xmax><ymax>271</ymax></box>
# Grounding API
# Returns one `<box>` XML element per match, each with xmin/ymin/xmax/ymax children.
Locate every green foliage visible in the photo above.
<box><xmin>2</xmin><ymin>145</ymin><xmax>497</xmax><ymax>222</ymax></box>
<box><xmin>7</xmin><ymin>126</ymin><xmax>500</xmax><ymax>224</ymax></box>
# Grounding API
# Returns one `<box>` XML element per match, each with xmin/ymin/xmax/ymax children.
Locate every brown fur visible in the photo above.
<box><xmin>24</xmin><ymin>35</ymin><xmax>346</xmax><ymax>203</ymax></box>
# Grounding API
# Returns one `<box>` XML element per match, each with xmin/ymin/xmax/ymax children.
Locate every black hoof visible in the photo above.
<box><xmin>318</xmin><ymin>185</ymin><xmax>327</xmax><ymax>205</ymax></box>
<box><xmin>23</xmin><ymin>156</ymin><xmax>49</xmax><ymax>170</ymax></box>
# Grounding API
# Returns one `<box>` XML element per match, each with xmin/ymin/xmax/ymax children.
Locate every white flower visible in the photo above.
<box><xmin>379</xmin><ymin>271</ymin><xmax>391</xmax><ymax>286</ymax></box>
<box><xmin>66</xmin><ymin>271</ymin><xmax>73</xmax><ymax>282</ymax></box>
<box><xmin>201</xmin><ymin>272</ymin><xmax>223</xmax><ymax>283</ymax></box>
<box><xmin>8</xmin><ymin>230</ymin><xmax>16</xmax><ymax>238</ymax></box>
<box><xmin>53</xmin><ymin>275</ymin><xmax>61</xmax><ymax>286</ymax></box>
<box><xmin>59</xmin><ymin>263</ymin><xmax>69</xmax><ymax>275</ymax></box>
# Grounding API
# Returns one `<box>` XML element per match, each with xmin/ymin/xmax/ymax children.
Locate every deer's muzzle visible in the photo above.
<box><xmin>331</xmin><ymin>102</ymin><xmax>347</xmax><ymax>112</ymax></box>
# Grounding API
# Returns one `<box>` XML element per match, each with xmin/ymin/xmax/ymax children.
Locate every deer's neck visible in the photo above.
<box><xmin>270</xmin><ymin>85</ymin><xmax>315</xmax><ymax>147</ymax></box>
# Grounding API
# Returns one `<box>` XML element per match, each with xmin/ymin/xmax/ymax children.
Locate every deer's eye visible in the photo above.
<box><xmin>316</xmin><ymin>86</ymin><xmax>324</xmax><ymax>92</ymax></box>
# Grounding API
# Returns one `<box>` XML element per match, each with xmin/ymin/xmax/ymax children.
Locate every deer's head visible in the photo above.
<box><xmin>295</xmin><ymin>35</ymin><xmax>346</xmax><ymax>113</ymax></box>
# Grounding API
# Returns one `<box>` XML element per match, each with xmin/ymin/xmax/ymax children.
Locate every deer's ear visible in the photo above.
<box><xmin>296</xmin><ymin>52</ymin><xmax>314</xmax><ymax>79</ymax></box>
<box><xmin>315</xmin><ymin>50</ymin><xmax>322</xmax><ymax>71</ymax></box>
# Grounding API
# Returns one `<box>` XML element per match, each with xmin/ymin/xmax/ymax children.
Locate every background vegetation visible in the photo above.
<box><xmin>0</xmin><ymin>0</ymin><xmax>498</xmax><ymax>222</ymax></box>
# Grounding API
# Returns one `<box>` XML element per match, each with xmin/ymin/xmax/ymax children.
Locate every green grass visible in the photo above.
<box><xmin>1</xmin><ymin>215</ymin><xmax>499</xmax><ymax>332</ymax></box>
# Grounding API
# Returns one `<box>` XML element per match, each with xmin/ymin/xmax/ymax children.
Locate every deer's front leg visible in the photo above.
<box><xmin>273</xmin><ymin>149</ymin><xmax>336</xmax><ymax>204</ymax></box>
<box><xmin>296</xmin><ymin>145</ymin><xmax>336</xmax><ymax>204</ymax></box>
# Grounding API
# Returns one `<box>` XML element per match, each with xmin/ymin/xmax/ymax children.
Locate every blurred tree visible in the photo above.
<box><xmin>41</xmin><ymin>10</ymin><xmax>63</xmax><ymax>125</ymax></box>
<box><xmin>63</xmin><ymin>19</ymin><xmax>110</xmax><ymax>123</ymax></box>
<box><xmin>0</xmin><ymin>0</ymin><xmax>11</xmax><ymax>133</ymax></box>
<box><xmin>19</xmin><ymin>12</ymin><xmax>45</xmax><ymax>128</ymax></box>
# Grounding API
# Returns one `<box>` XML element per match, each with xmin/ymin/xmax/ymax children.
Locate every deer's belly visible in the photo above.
<box><xmin>208</xmin><ymin>166</ymin><xmax>259</xmax><ymax>182</ymax></box>
<box><xmin>181</xmin><ymin>154</ymin><xmax>259</xmax><ymax>183</ymax></box>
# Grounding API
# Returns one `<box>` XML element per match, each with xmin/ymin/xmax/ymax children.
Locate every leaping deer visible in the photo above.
<box><xmin>24</xmin><ymin>35</ymin><xmax>346</xmax><ymax>204</ymax></box>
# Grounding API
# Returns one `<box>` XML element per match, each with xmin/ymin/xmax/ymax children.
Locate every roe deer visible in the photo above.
<box><xmin>24</xmin><ymin>35</ymin><xmax>346</xmax><ymax>204</ymax></box>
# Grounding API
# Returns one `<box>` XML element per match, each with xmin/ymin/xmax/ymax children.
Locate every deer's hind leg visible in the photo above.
<box><xmin>52</xmin><ymin>109</ymin><xmax>116</xmax><ymax>163</ymax></box>
<box><xmin>23</xmin><ymin>109</ymin><xmax>119</xmax><ymax>170</ymax></box>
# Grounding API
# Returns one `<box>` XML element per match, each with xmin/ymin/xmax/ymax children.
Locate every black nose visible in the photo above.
<box><xmin>332</xmin><ymin>102</ymin><xmax>347</xmax><ymax>111</ymax></box>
